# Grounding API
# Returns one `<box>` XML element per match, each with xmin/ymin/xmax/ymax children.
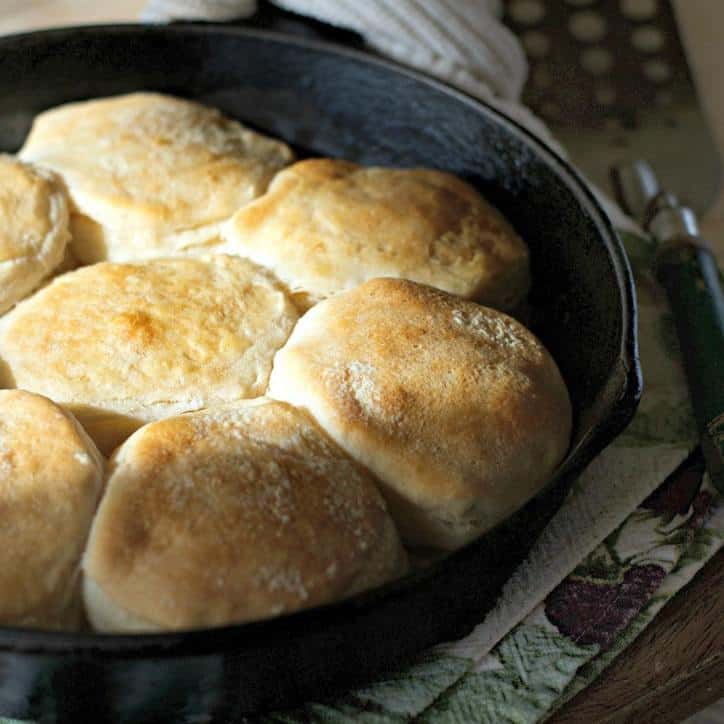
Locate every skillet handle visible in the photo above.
<box><xmin>656</xmin><ymin>238</ymin><xmax>724</xmax><ymax>493</ymax></box>
<box><xmin>613</xmin><ymin>160</ymin><xmax>724</xmax><ymax>493</ymax></box>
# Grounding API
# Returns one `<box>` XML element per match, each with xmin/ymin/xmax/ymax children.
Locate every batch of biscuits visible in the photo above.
<box><xmin>0</xmin><ymin>93</ymin><xmax>571</xmax><ymax>632</ymax></box>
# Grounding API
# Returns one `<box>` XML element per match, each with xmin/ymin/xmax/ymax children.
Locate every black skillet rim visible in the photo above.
<box><xmin>0</xmin><ymin>22</ymin><xmax>642</xmax><ymax>656</ymax></box>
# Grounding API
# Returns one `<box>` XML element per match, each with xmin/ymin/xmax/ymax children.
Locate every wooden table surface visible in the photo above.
<box><xmin>1</xmin><ymin>2</ymin><xmax>722</xmax><ymax>721</ymax></box>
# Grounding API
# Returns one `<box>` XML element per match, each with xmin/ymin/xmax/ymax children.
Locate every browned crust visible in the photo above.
<box><xmin>0</xmin><ymin>255</ymin><xmax>299</xmax><ymax>454</ymax></box>
<box><xmin>268</xmin><ymin>278</ymin><xmax>572</xmax><ymax>550</ymax></box>
<box><xmin>83</xmin><ymin>399</ymin><xmax>407</xmax><ymax>631</ymax></box>
<box><xmin>0</xmin><ymin>390</ymin><xmax>104</xmax><ymax>628</ymax></box>
<box><xmin>224</xmin><ymin>158</ymin><xmax>530</xmax><ymax>310</ymax></box>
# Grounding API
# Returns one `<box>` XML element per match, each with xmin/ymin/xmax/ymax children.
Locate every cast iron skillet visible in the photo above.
<box><xmin>0</xmin><ymin>18</ymin><xmax>641</xmax><ymax>723</ymax></box>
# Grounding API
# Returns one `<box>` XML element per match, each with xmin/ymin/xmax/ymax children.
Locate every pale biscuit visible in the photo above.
<box><xmin>0</xmin><ymin>390</ymin><xmax>104</xmax><ymax>629</ymax></box>
<box><xmin>0</xmin><ymin>155</ymin><xmax>70</xmax><ymax>314</ymax></box>
<box><xmin>222</xmin><ymin>158</ymin><xmax>530</xmax><ymax>310</ymax></box>
<box><xmin>19</xmin><ymin>93</ymin><xmax>294</xmax><ymax>263</ymax></box>
<box><xmin>268</xmin><ymin>278</ymin><xmax>572</xmax><ymax>550</ymax></box>
<box><xmin>82</xmin><ymin>399</ymin><xmax>407</xmax><ymax>632</ymax></box>
<box><xmin>0</xmin><ymin>256</ymin><xmax>299</xmax><ymax>454</ymax></box>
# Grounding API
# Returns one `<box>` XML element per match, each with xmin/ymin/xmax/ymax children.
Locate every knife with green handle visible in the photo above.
<box><xmin>613</xmin><ymin>160</ymin><xmax>724</xmax><ymax>493</ymax></box>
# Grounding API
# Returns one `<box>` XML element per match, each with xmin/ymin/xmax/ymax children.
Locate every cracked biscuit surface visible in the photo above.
<box><xmin>0</xmin><ymin>256</ymin><xmax>298</xmax><ymax>454</ymax></box>
<box><xmin>19</xmin><ymin>92</ymin><xmax>294</xmax><ymax>263</ymax></box>
<box><xmin>82</xmin><ymin>398</ymin><xmax>407</xmax><ymax>632</ymax></box>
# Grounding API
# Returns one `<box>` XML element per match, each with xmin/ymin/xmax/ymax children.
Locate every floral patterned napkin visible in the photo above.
<box><xmin>251</xmin><ymin>227</ymin><xmax>724</xmax><ymax>723</ymax></box>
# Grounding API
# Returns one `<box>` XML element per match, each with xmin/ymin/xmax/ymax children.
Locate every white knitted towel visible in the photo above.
<box><xmin>143</xmin><ymin>0</ymin><xmax>257</xmax><ymax>22</ymax></box>
<box><xmin>270</xmin><ymin>0</ymin><xmax>525</xmax><ymax>101</ymax></box>
<box><xmin>141</xmin><ymin>0</ymin><xmax>562</xmax><ymax>144</ymax></box>
<box><xmin>142</xmin><ymin>0</ymin><xmax>521</xmax><ymax>96</ymax></box>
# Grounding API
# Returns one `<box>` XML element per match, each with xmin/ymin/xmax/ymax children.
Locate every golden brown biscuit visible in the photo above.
<box><xmin>19</xmin><ymin>93</ymin><xmax>294</xmax><ymax>263</ymax></box>
<box><xmin>0</xmin><ymin>390</ymin><xmax>104</xmax><ymax>629</ymax></box>
<box><xmin>222</xmin><ymin>158</ymin><xmax>530</xmax><ymax>310</ymax></box>
<box><xmin>0</xmin><ymin>155</ymin><xmax>71</xmax><ymax>314</ymax></box>
<box><xmin>268</xmin><ymin>278</ymin><xmax>572</xmax><ymax>550</ymax></box>
<box><xmin>0</xmin><ymin>256</ymin><xmax>298</xmax><ymax>454</ymax></box>
<box><xmin>82</xmin><ymin>398</ymin><xmax>407</xmax><ymax>632</ymax></box>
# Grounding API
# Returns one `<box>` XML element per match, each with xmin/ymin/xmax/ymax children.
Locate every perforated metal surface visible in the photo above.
<box><xmin>503</xmin><ymin>0</ymin><xmax>721</xmax><ymax>214</ymax></box>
